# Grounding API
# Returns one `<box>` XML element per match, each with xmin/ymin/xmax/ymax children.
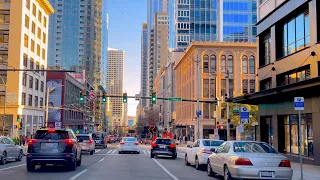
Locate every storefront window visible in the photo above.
<box><xmin>284</xmin><ymin>114</ymin><xmax>313</xmax><ymax>157</ymax></box>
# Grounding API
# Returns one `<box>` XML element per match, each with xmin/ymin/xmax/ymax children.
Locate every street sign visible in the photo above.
<box><xmin>240</xmin><ymin>106</ymin><xmax>250</xmax><ymax>124</ymax></box>
<box><xmin>196</xmin><ymin>110</ymin><xmax>202</xmax><ymax>116</ymax></box>
<box><xmin>135</xmin><ymin>94</ymin><xmax>140</xmax><ymax>101</ymax></box>
<box><xmin>19</xmin><ymin>130</ymin><xmax>23</xmax><ymax>135</ymax></box>
<box><xmin>169</xmin><ymin>97</ymin><xmax>182</xmax><ymax>101</ymax></box>
<box><xmin>89</xmin><ymin>91</ymin><xmax>96</xmax><ymax>100</ymax></box>
<box><xmin>294</xmin><ymin>97</ymin><xmax>304</xmax><ymax>110</ymax></box>
<box><xmin>233</xmin><ymin>107</ymin><xmax>239</xmax><ymax>116</ymax></box>
<box><xmin>55</xmin><ymin>122</ymin><xmax>61</xmax><ymax>127</ymax></box>
<box><xmin>76</xmin><ymin>130</ymin><xmax>80</xmax><ymax>134</ymax></box>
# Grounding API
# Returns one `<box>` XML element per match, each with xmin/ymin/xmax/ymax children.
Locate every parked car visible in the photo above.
<box><xmin>26</xmin><ymin>128</ymin><xmax>82</xmax><ymax>171</ymax></box>
<box><xmin>92</xmin><ymin>132</ymin><xmax>108</xmax><ymax>148</ymax></box>
<box><xmin>0</xmin><ymin>136</ymin><xmax>23</xmax><ymax>165</ymax></box>
<box><xmin>119</xmin><ymin>137</ymin><xmax>140</xmax><ymax>154</ymax></box>
<box><xmin>109</xmin><ymin>135</ymin><xmax>116</xmax><ymax>143</ymax></box>
<box><xmin>185</xmin><ymin>139</ymin><xmax>224</xmax><ymax>170</ymax></box>
<box><xmin>76</xmin><ymin>134</ymin><xmax>95</xmax><ymax>155</ymax></box>
<box><xmin>207</xmin><ymin>141</ymin><xmax>293</xmax><ymax>180</ymax></box>
<box><xmin>150</xmin><ymin>138</ymin><xmax>177</xmax><ymax>159</ymax></box>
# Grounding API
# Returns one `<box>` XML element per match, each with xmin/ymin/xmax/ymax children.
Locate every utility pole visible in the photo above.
<box><xmin>0</xmin><ymin>75</ymin><xmax>6</xmax><ymax>135</ymax></box>
<box><xmin>195</xmin><ymin>52</ymin><xmax>201</xmax><ymax>140</ymax></box>
<box><xmin>226</xmin><ymin>71</ymin><xmax>230</xmax><ymax>141</ymax></box>
<box><xmin>45</xmin><ymin>87</ymin><xmax>50</xmax><ymax>127</ymax></box>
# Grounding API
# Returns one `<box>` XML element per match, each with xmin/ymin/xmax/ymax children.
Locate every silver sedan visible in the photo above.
<box><xmin>207</xmin><ymin>141</ymin><xmax>293</xmax><ymax>180</ymax></box>
<box><xmin>0</xmin><ymin>136</ymin><xmax>23</xmax><ymax>165</ymax></box>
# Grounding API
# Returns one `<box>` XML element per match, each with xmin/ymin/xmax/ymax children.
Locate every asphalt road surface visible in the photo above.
<box><xmin>0</xmin><ymin>143</ymin><xmax>222</xmax><ymax>180</ymax></box>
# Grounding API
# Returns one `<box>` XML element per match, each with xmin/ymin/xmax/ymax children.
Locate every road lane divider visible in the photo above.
<box><xmin>98</xmin><ymin>158</ymin><xmax>105</xmax><ymax>162</ymax></box>
<box><xmin>112</xmin><ymin>150</ymin><xmax>117</xmax><ymax>154</ymax></box>
<box><xmin>0</xmin><ymin>164</ymin><xmax>26</xmax><ymax>171</ymax></box>
<box><xmin>143</xmin><ymin>150</ymin><xmax>147</xmax><ymax>155</ymax></box>
<box><xmin>107</xmin><ymin>150</ymin><xmax>112</xmax><ymax>154</ymax></box>
<box><xmin>70</xmin><ymin>169</ymin><xmax>88</xmax><ymax>180</ymax></box>
<box><xmin>152</xmin><ymin>159</ymin><xmax>179</xmax><ymax>180</ymax></box>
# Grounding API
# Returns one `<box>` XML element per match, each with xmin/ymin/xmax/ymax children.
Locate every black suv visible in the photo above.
<box><xmin>150</xmin><ymin>138</ymin><xmax>177</xmax><ymax>159</ymax></box>
<box><xmin>26</xmin><ymin>128</ymin><xmax>82</xmax><ymax>171</ymax></box>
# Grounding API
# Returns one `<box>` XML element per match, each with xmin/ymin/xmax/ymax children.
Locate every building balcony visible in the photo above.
<box><xmin>0</xmin><ymin>23</ymin><xmax>9</xmax><ymax>31</ymax></box>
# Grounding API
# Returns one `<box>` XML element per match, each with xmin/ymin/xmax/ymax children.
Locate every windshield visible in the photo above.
<box><xmin>34</xmin><ymin>130</ymin><xmax>69</xmax><ymax>140</ymax></box>
<box><xmin>233</xmin><ymin>142</ymin><xmax>278</xmax><ymax>154</ymax></box>
<box><xmin>123</xmin><ymin>138</ymin><xmax>136</xmax><ymax>142</ymax></box>
<box><xmin>203</xmin><ymin>140</ymin><xmax>224</xmax><ymax>147</ymax></box>
<box><xmin>76</xmin><ymin>136</ymin><xmax>90</xmax><ymax>140</ymax></box>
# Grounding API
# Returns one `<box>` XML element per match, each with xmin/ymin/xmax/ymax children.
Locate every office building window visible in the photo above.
<box><xmin>40</xmin><ymin>81</ymin><xmax>44</xmax><ymax>92</ymax></box>
<box><xmin>260</xmin><ymin>78</ymin><xmax>272</xmax><ymax>90</ymax></box>
<box><xmin>228</xmin><ymin>55</ymin><xmax>233</xmax><ymax>73</ymax></box>
<box><xmin>283</xmin><ymin>11</ymin><xmax>310</xmax><ymax>57</ymax></box>
<box><xmin>0</xmin><ymin>13</ymin><xmax>10</xmax><ymax>23</ymax></box>
<box><xmin>279</xmin><ymin>66</ymin><xmax>311</xmax><ymax>86</ymax></box>
<box><xmin>34</xmin><ymin>96</ymin><xmax>38</xmax><ymax>107</ymax></box>
<box><xmin>37</xmin><ymin>44</ymin><xmax>40</xmax><ymax>56</ymax></box>
<box><xmin>30</xmin><ymin>58</ymin><xmax>34</xmax><ymax>69</ymax></box>
<box><xmin>249</xmin><ymin>56</ymin><xmax>255</xmax><ymax>74</ymax></box>
<box><xmin>210</xmin><ymin>55</ymin><xmax>216</xmax><ymax>72</ymax></box>
<box><xmin>24</xmin><ymin>34</ymin><xmax>28</xmax><ymax>48</ymax></box>
<box><xmin>221</xmin><ymin>55</ymin><xmax>226</xmax><ymax>73</ymax></box>
<box><xmin>203</xmin><ymin>55</ymin><xmax>209</xmax><ymax>73</ymax></box>
<box><xmin>28</xmin><ymin>94</ymin><xmax>32</xmax><ymax>106</ymax></box>
<box><xmin>229</xmin><ymin>79</ymin><xmax>234</xmax><ymax>97</ymax></box>
<box><xmin>25</xmin><ymin>15</ymin><xmax>29</xmax><ymax>29</ymax></box>
<box><xmin>242</xmin><ymin>79</ymin><xmax>248</xmax><ymax>94</ymax></box>
<box><xmin>38</xmin><ymin>10</ymin><xmax>42</xmax><ymax>22</ymax></box>
<box><xmin>21</xmin><ymin>93</ymin><xmax>26</xmax><ymax>105</ymax></box>
<box><xmin>221</xmin><ymin>79</ymin><xmax>226</xmax><ymax>96</ymax></box>
<box><xmin>210</xmin><ymin>79</ymin><xmax>215</xmax><ymax>98</ymax></box>
<box><xmin>203</xmin><ymin>104</ymin><xmax>209</xmax><ymax>119</ymax></box>
<box><xmin>203</xmin><ymin>79</ymin><xmax>209</xmax><ymax>98</ymax></box>
<box><xmin>31</xmin><ymin>39</ymin><xmax>35</xmax><ymax>52</ymax></box>
<box><xmin>37</xmin><ymin>27</ymin><xmax>41</xmax><ymax>39</ymax></box>
<box><xmin>284</xmin><ymin>114</ymin><xmax>313</xmax><ymax>157</ymax></box>
<box><xmin>35</xmin><ymin>78</ymin><xmax>39</xmax><ymax>90</ymax></box>
<box><xmin>44</xmin><ymin>16</ymin><xmax>47</xmax><ymax>28</ymax></box>
<box><xmin>242</xmin><ymin>56</ymin><xmax>248</xmax><ymax>74</ymax></box>
<box><xmin>31</xmin><ymin>21</ymin><xmax>35</xmax><ymax>34</ymax></box>
<box><xmin>250</xmin><ymin>79</ymin><xmax>255</xmax><ymax>93</ymax></box>
<box><xmin>32</xmin><ymin>4</ymin><xmax>36</xmax><ymax>16</ymax></box>
<box><xmin>42</xmin><ymin>32</ymin><xmax>46</xmax><ymax>44</ymax></box>
<box><xmin>41</xmin><ymin>65</ymin><xmax>44</xmax><ymax>75</ymax></box>
<box><xmin>29</xmin><ymin>76</ymin><xmax>33</xmax><ymax>88</ymax></box>
<box><xmin>42</xmin><ymin>48</ymin><xmax>45</xmax><ymax>60</ymax></box>
<box><xmin>0</xmin><ymin>34</ymin><xmax>9</xmax><ymax>43</ymax></box>
<box><xmin>23</xmin><ymin>54</ymin><xmax>28</xmax><ymax>67</ymax></box>
<box><xmin>40</xmin><ymin>97</ymin><xmax>43</xmax><ymax>107</ymax></box>
<box><xmin>26</xmin><ymin>0</ymin><xmax>30</xmax><ymax>9</ymax></box>
<box><xmin>22</xmin><ymin>73</ymin><xmax>27</xmax><ymax>86</ymax></box>
<box><xmin>263</xmin><ymin>33</ymin><xmax>271</xmax><ymax>66</ymax></box>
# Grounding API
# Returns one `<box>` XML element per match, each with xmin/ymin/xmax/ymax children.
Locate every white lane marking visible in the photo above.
<box><xmin>95</xmin><ymin>149</ymin><xmax>101</xmax><ymax>153</ymax></box>
<box><xmin>147</xmin><ymin>150</ymin><xmax>151</xmax><ymax>155</ymax></box>
<box><xmin>112</xmin><ymin>150</ymin><xmax>117</xmax><ymax>154</ymax></box>
<box><xmin>70</xmin><ymin>169</ymin><xmax>88</xmax><ymax>180</ymax></box>
<box><xmin>98</xmin><ymin>158</ymin><xmax>105</xmax><ymax>162</ymax></box>
<box><xmin>0</xmin><ymin>164</ymin><xmax>26</xmax><ymax>171</ymax></box>
<box><xmin>152</xmin><ymin>159</ymin><xmax>179</xmax><ymax>180</ymax></box>
<box><xmin>143</xmin><ymin>150</ymin><xmax>147</xmax><ymax>155</ymax></box>
<box><xmin>107</xmin><ymin>150</ymin><xmax>112</xmax><ymax>154</ymax></box>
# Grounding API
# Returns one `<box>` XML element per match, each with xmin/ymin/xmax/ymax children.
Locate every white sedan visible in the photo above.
<box><xmin>0</xmin><ymin>136</ymin><xmax>23</xmax><ymax>165</ymax></box>
<box><xmin>119</xmin><ymin>137</ymin><xmax>140</xmax><ymax>154</ymax></box>
<box><xmin>185</xmin><ymin>139</ymin><xmax>224</xmax><ymax>170</ymax></box>
<box><xmin>207</xmin><ymin>141</ymin><xmax>293</xmax><ymax>180</ymax></box>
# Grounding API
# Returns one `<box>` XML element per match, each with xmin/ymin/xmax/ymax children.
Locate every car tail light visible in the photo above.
<box><xmin>235</xmin><ymin>158</ymin><xmax>253</xmax><ymax>166</ymax></box>
<box><xmin>65</xmin><ymin>139</ymin><xmax>73</xmax><ymax>145</ymax></box>
<box><xmin>151</xmin><ymin>143</ymin><xmax>157</xmax><ymax>147</ymax></box>
<box><xmin>48</xmin><ymin>129</ymin><xmax>56</xmax><ymax>132</ymax></box>
<box><xmin>201</xmin><ymin>148</ymin><xmax>212</xmax><ymax>154</ymax></box>
<box><xmin>66</xmin><ymin>154</ymin><xmax>71</xmax><ymax>158</ymax></box>
<box><xmin>27</xmin><ymin>154</ymin><xmax>33</xmax><ymax>158</ymax></box>
<box><xmin>279</xmin><ymin>160</ymin><xmax>291</xmax><ymax>167</ymax></box>
<box><xmin>120</xmin><ymin>142</ymin><xmax>125</xmax><ymax>145</ymax></box>
<box><xmin>169</xmin><ymin>144</ymin><xmax>176</xmax><ymax>148</ymax></box>
<box><xmin>134</xmin><ymin>142</ymin><xmax>139</xmax><ymax>145</ymax></box>
<box><xmin>87</xmin><ymin>139</ymin><xmax>93</xmax><ymax>144</ymax></box>
<box><xmin>28</xmin><ymin>139</ymin><xmax>38</xmax><ymax>144</ymax></box>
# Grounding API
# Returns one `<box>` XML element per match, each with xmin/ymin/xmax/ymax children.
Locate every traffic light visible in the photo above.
<box><xmin>151</xmin><ymin>92</ymin><xmax>156</xmax><ymax>104</ymax></box>
<box><xmin>19</xmin><ymin>121</ymin><xmax>23</xmax><ymax>130</ymax></box>
<box><xmin>80</xmin><ymin>91</ymin><xmax>85</xmax><ymax>102</ymax></box>
<box><xmin>123</xmin><ymin>93</ymin><xmax>127</xmax><ymax>103</ymax></box>
<box><xmin>102</xmin><ymin>94</ymin><xmax>106</xmax><ymax>103</ymax></box>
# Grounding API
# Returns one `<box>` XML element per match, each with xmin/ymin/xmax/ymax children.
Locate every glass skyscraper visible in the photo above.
<box><xmin>101</xmin><ymin>0</ymin><xmax>108</xmax><ymax>90</ymax></box>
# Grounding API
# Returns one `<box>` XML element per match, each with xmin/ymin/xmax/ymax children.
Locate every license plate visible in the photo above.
<box><xmin>260</xmin><ymin>171</ymin><xmax>273</xmax><ymax>177</ymax></box>
<box><xmin>46</xmin><ymin>143</ymin><xmax>54</xmax><ymax>148</ymax></box>
<box><xmin>95</xmin><ymin>140</ymin><xmax>101</xmax><ymax>143</ymax></box>
<box><xmin>160</xmin><ymin>145</ymin><xmax>166</xmax><ymax>148</ymax></box>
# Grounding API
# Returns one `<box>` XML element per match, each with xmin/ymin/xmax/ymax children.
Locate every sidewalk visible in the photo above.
<box><xmin>292</xmin><ymin>162</ymin><xmax>320</xmax><ymax>180</ymax></box>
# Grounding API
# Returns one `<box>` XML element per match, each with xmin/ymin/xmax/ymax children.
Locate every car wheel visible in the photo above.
<box><xmin>16</xmin><ymin>150</ymin><xmax>23</xmax><ymax>161</ymax></box>
<box><xmin>195</xmin><ymin>156</ymin><xmax>201</xmax><ymax>170</ymax></box>
<box><xmin>137</xmin><ymin>151</ymin><xmax>140</xmax><ymax>154</ymax></box>
<box><xmin>90</xmin><ymin>150</ymin><xmax>94</xmax><ymax>155</ymax></box>
<box><xmin>185</xmin><ymin>155</ymin><xmax>190</xmax><ymax>166</ymax></box>
<box><xmin>119</xmin><ymin>151</ymin><xmax>122</xmax><ymax>154</ymax></box>
<box><xmin>27</xmin><ymin>162</ymin><xmax>35</xmax><ymax>171</ymax></box>
<box><xmin>172</xmin><ymin>154</ymin><xmax>177</xmax><ymax>159</ymax></box>
<box><xmin>76</xmin><ymin>153</ymin><xmax>82</xmax><ymax>166</ymax></box>
<box><xmin>0</xmin><ymin>151</ymin><xmax>7</xmax><ymax>165</ymax></box>
<box><xmin>224</xmin><ymin>166</ymin><xmax>233</xmax><ymax>180</ymax></box>
<box><xmin>207</xmin><ymin>160</ymin><xmax>215</xmax><ymax>177</ymax></box>
<box><xmin>150</xmin><ymin>153</ymin><xmax>155</xmax><ymax>158</ymax></box>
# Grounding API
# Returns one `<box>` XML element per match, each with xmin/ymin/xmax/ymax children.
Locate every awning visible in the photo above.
<box><xmin>230</xmin><ymin>77</ymin><xmax>320</xmax><ymax>105</ymax></box>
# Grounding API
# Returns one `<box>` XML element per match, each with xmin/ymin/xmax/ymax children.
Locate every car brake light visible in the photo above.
<box><xmin>201</xmin><ymin>148</ymin><xmax>212</xmax><ymax>154</ymax></box>
<box><xmin>28</xmin><ymin>139</ymin><xmax>38</xmax><ymax>144</ymax></box>
<box><xmin>65</xmin><ymin>139</ymin><xmax>73</xmax><ymax>145</ymax></box>
<box><xmin>169</xmin><ymin>144</ymin><xmax>176</xmax><ymax>148</ymax></box>
<box><xmin>120</xmin><ymin>142</ymin><xmax>125</xmax><ymax>145</ymax></box>
<box><xmin>151</xmin><ymin>143</ymin><xmax>157</xmax><ymax>147</ymax></box>
<box><xmin>48</xmin><ymin>129</ymin><xmax>56</xmax><ymax>132</ymax></box>
<box><xmin>279</xmin><ymin>160</ymin><xmax>291</xmax><ymax>167</ymax></box>
<box><xmin>87</xmin><ymin>139</ymin><xmax>93</xmax><ymax>144</ymax></box>
<box><xmin>134</xmin><ymin>142</ymin><xmax>139</xmax><ymax>145</ymax></box>
<box><xmin>235</xmin><ymin>158</ymin><xmax>253</xmax><ymax>166</ymax></box>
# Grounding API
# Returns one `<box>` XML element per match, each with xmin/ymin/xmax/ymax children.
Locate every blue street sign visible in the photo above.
<box><xmin>294</xmin><ymin>97</ymin><xmax>304</xmax><ymax>110</ymax></box>
<box><xmin>196</xmin><ymin>110</ymin><xmax>202</xmax><ymax>116</ymax></box>
<box><xmin>240</xmin><ymin>107</ymin><xmax>249</xmax><ymax>119</ymax></box>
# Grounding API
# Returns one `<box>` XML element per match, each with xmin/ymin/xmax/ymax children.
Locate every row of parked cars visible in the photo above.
<box><xmin>184</xmin><ymin>139</ymin><xmax>293</xmax><ymax>180</ymax></box>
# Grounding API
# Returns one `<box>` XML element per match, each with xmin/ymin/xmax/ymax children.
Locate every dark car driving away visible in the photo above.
<box><xmin>151</xmin><ymin>138</ymin><xmax>177</xmax><ymax>159</ymax></box>
<box><xmin>26</xmin><ymin>128</ymin><xmax>82</xmax><ymax>171</ymax></box>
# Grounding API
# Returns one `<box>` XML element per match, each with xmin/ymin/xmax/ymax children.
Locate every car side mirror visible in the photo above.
<box><xmin>210</xmin><ymin>148</ymin><xmax>216</xmax><ymax>153</ymax></box>
<box><xmin>187</xmin><ymin>145</ymin><xmax>192</xmax><ymax>148</ymax></box>
<box><xmin>78</xmin><ymin>138</ymin><xmax>84</xmax><ymax>142</ymax></box>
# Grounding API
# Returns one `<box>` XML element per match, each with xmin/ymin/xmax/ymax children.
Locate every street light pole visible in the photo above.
<box><xmin>0</xmin><ymin>75</ymin><xmax>6</xmax><ymax>135</ymax></box>
<box><xmin>226</xmin><ymin>71</ymin><xmax>230</xmax><ymax>141</ymax></box>
<box><xmin>45</xmin><ymin>87</ymin><xmax>50</xmax><ymax>127</ymax></box>
<box><xmin>195</xmin><ymin>53</ymin><xmax>200</xmax><ymax>140</ymax></box>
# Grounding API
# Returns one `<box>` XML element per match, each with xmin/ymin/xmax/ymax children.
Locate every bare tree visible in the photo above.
<box><xmin>135</xmin><ymin>109</ymin><xmax>160</xmax><ymax>134</ymax></box>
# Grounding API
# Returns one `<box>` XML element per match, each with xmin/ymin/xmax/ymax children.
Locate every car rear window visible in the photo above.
<box><xmin>34</xmin><ymin>130</ymin><xmax>69</xmax><ymax>140</ymax></box>
<box><xmin>156</xmin><ymin>139</ymin><xmax>172</xmax><ymax>145</ymax></box>
<box><xmin>123</xmin><ymin>138</ymin><xmax>135</xmax><ymax>141</ymax></box>
<box><xmin>93</xmin><ymin>133</ymin><xmax>104</xmax><ymax>139</ymax></box>
<box><xmin>203</xmin><ymin>140</ymin><xmax>224</xmax><ymax>146</ymax></box>
<box><xmin>76</xmin><ymin>136</ymin><xmax>90</xmax><ymax>140</ymax></box>
<box><xmin>233</xmin><ymin>142</ymin><xmax>278</xmax><ymax>154</ymax></box>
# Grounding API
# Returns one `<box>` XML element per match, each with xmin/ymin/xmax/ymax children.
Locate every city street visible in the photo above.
<box><xmin>0</xmin><ymin>143</ymin><xmax>218</xmax><ymax>180</ymax></box>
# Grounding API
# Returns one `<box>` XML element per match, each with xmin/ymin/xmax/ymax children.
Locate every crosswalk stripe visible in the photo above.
<box><xmin>112</xmin><ymin>150</ymin><xmax>117</xmax><ymax>154</ymax></box>
<box><xmin>143</xmin><ymin>150</ymin><xmax>147</xmax><ymax>155</ymax></box>
<box><xmin>107</xmin><ymin>150</ymin><xmax>112</xmax><ymax>154</ymax></box>
<box><xmin>147</xmin><ymin>150</ymin><xmax>150</xmax><ymax>155</ymax></box>
<box><xmin>95</xmin><ymin>149</ymin><xmax>101</xmax><ymax>153</ymax></box>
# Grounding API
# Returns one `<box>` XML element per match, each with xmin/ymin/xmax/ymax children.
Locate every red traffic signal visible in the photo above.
<box><xmin>217</xmin><ymin>125</ymin><xmax>223</xmax><ymax>129</ymax></box>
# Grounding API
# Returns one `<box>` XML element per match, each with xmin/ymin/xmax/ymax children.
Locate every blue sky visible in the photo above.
<box><xmin>107</xmin><ymin>0</ymin><xmax>147</xmax><ymax>116</ymax></box>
